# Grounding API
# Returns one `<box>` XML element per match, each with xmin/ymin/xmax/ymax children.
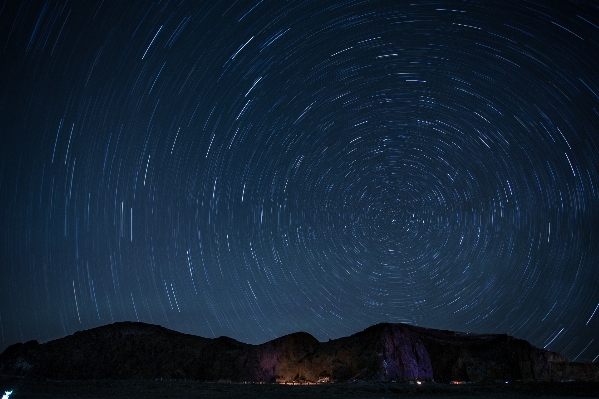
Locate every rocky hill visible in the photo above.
<box><xmin>0</xmin><ymin>322</ymin><xmax>596</xmax><ymax>382</ymax></box>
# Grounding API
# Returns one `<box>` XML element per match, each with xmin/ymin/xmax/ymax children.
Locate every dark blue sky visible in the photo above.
<box><xmin>1</xmin><ymin>0</ymin><xmax>598</xmax><ymax>362</ymax></box>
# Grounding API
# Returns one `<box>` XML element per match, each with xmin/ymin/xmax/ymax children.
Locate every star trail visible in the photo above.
<box><xmin>1</xmin><ymin>0</ymin><xmax>598</xmax><ymax>362</ymax></box>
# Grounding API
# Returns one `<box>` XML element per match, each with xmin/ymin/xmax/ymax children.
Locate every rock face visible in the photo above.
<box><xmin>288</xmin><ymin>323</ymin><xmax>433</xmax><ymax>382</ymax></box>
<box><xmin>0</xmin><ymin>322</ymin><xmax>596</xmax><ymax>382</ymax></box>
<box><xmin>407</xmin><ymin>325</ymin><xmax>599</xmax><ymax>382</ymax></box>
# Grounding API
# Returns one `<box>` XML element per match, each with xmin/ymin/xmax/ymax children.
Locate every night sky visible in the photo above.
<box><xmin>1</xmin><ymin>0</ymin><xmax>598</xmax><ymax>362</ymax></box>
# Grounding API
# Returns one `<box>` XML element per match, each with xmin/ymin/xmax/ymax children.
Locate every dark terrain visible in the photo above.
<box><xmin>1</xmin><ymin>378</ymin><xmax>598</xmax><ymax>399</ymax></box>
<box><xmin>0</xmin><ymin>322</ymin><xmax>597</xmax><ymax>398</ymax></box>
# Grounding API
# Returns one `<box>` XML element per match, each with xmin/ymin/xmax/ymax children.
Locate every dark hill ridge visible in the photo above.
<box><xmin>0</xmin><ymin>322</ymin><xmax>597</xmax><ymax>382</ymax></box>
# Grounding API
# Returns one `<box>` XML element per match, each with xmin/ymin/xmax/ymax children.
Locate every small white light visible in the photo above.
<box><xmin>2</xmin><ymin>390</ymin><xmax>13</xmax><ymax>399</ymax></box>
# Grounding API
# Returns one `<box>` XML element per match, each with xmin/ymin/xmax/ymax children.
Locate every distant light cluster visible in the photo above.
<box><xmin>0</xmin><ymin>1</ymin><xmax>598</xmax><ymax>362</ymax></box>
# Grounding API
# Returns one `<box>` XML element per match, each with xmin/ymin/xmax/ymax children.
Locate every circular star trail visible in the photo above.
<box><xmin>1</xmin><ymin>1</ymin><xmax>598</xmax><ymax>362</ymax></box>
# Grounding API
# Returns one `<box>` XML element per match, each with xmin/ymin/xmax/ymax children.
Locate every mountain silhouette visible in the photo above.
<box><xmin>1</xmin><ymin>322</ymin><xmax>597</xmax><ymax>382</ymax></box>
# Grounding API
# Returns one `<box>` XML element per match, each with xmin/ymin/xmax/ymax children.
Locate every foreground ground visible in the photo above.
<box><xmin>1</xmin><ymin>378</ymin><xmax>598</xmax><ymax>398</ymax></box>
